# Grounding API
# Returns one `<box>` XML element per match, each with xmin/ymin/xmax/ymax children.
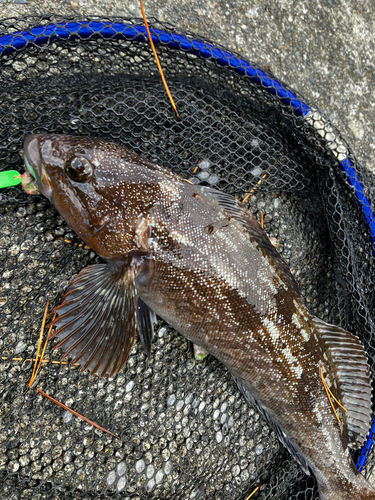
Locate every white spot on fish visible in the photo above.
<box><xmin>159</xmin><ymin>180</ymin><xmax>180</xmax><ymax>201</ymax></box>
<box><xmin>293</xmin><ymin>365</ymin><xmax>303</xmax><ymax>378</ymax></box>
<box><xmin>300</xmin><ymin>328</ymin><xmax>309</xmax><ymax>341</ymax></box>
<box><xmin>262</xmin><ymin>317</ymin><xmax>280</xmax><ymax>342</ymax></box>
<box><xmin>170</xmin><ymin>230</ymin><xmax>191</xmax><ymax>246</ymax></box>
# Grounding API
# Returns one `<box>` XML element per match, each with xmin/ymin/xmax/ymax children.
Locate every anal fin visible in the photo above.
<box><xmin>313</xmin><ymin>317</ymin><xmax>373</xmax><ymax>448</ymax></box>
<box><xmin>233</xmin><ymin>376</ymin><xmax>311</xmax><ymax>475</ymax></box>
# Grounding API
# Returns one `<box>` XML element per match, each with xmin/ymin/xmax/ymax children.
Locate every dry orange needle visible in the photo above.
<box><xmin>36</xmin><ymin>388</ymin><xmax>121</xmax><ymax>440</ymax></box>
<box><xmin>245</xmin><ymin>484</ymin><xmax>262</xmax><ymax>499</ymax></box>
<box><xmin>34</xmin><ymin>312</ymin><xmax>56</xmax><ymax>379</ymax></box>
<box><xmin>26</xmin><ymin>301</ymin><xmax>120</xmax><ymax>440</ymax></box>
<box><xmin>320</xmin><ymin>365</ymin><xmax>347</xmax><ymax>423</ymax></box>
<box><xmin>28</xmin><ymin>300</ymin><xmax>49</xmax><ymax>388</ymax></box>
<box><xmin>242</xmin><ymin>173</ymin><xmax>267</xmax><ymax>203</ymax></box>
<box><xmin>140</xmin><ymin>0</ymin><xmax>179</xmax><ymax>117</ymax></box>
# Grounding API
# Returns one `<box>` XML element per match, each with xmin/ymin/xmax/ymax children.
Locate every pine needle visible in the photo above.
<box><xmin>244</xmin><ymin>484</ymin><xmax>262</xmax><ymax>499</ymax></box>
<box><xmin>242</xmin><ymin>173</ymin><xmax>267</xmax><ymax>203</ymax></box>
<box><xmin>36</xmin><ymin>388</ymin><xmax>121</xmax><ymax>440</ymax></box>
<box><xmin>59</xmin><ymin>237</ymin><xmax>90</xmax><ymax>249</ymax></box>
<box><xmin>28</xmin><ymin>300</ymin><xmax>49</xmax><ymax>388</ymax></box>
<box><xmin>1</xmin><ymin>357</ymin><xmax>80</xmax><ymax>366</ymax></box>
<box><xmin>320</xmin><ymin>365</ymin><xmax>347</xmax><ymax>422</ymax></box>
<box><xmin>24</xmin><ymin>298</ymin><xmax>120</xmax><ymax>441</ymax></box>
<box><xmin>260</xmin><ymin>212</ymin><xmax>264</xmax><ymax>229</ymax></box>
<box><xmin>325</xmin><ymin>375</ymin><xmax>348</xmax><ymax>413</ymax></box>
<box><xmin>34</xmin><ymin>312</ymin><xmax>56</xmax><ymax>379</ymax></box>
<box><xmin>140</xmin><ymin>0</ymin><xmax>179</xmax><ymax>117</ymax></box>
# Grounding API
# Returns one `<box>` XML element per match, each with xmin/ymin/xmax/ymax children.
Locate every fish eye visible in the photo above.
<box><xmin>65</xmin><ymin>156</ymin><xmax>93</xmax><ymax>183</ymax></box>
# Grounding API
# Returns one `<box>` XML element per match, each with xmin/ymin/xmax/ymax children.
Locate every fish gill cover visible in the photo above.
<box><xmin>0</xmin><ymin>15</ymin><xmax>375</xmax><ymax>500</ymax></box>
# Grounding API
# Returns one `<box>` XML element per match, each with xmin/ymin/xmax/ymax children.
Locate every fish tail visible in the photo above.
<box><xmin>316</xmin><ymin>464</ymin><xmax>375</xmax><ymax>500</ymax></box>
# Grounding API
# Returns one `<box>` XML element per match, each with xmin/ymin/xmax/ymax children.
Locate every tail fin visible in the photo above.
<box><xmin>316</xmin><ymin>463</ymin><xmax>375</xmax><ymax>500</ymax></box>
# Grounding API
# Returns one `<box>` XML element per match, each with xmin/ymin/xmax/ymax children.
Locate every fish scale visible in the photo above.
<box><xmin>22</xmin><ymin>133</ymin><xmax>374</xmax><ymax>500</ymax></box>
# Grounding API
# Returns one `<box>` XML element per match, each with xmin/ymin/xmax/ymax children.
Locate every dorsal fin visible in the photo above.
<box><xmin>233</xmin><ymin>376</ymin><xmax>310</xmax><ymax>475</ymax></box>
<box><xmin>198</xmin><ymin>186</ymin><xmax>301</xmax><ymax>296</ymax></box>
<box><xmin>313</xmin><ymin>317</ymin><xmax>373</xmax><ymax>448</ymax></box>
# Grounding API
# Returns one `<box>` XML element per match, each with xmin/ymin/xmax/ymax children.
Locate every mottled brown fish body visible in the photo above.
<box><xmin>22</xmin><ymin>135</ymin><xmax>375</xmax><ymax>500</ymax></box>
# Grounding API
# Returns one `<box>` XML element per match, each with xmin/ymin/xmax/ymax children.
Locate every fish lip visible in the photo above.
<box><xmin>23</xmin><ymin>135</ymin><xmax>42</xmax><ymax>181</ymax></box>
<box><xmin>23</xmin><ymin>134</ymin><xmax>53</xmax><ymax>199</ymax></box>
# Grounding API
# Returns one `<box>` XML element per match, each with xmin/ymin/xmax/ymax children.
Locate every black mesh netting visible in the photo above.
<box><xmin>1</xmin><ymin>15</ymin><xmax>375</xmax><ymax>500</ymax></box>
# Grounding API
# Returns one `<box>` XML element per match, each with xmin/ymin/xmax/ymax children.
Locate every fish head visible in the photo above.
<box><xmin>22</xmin><ymin>134</ymin><xmax>153</xmax><ymax>257</ymax></box>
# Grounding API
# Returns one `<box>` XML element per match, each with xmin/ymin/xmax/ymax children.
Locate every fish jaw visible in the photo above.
<box><xmin>23</xmin><ymin>135</ymin><xmax>53</xmax><ymax>199</ymax></box>
<box><xmin>20</xmin><ymin>172</ymin><xmax>41</xmax><ymax>195</ymax></box>
<box><xmin>21</xmin><ymin>134</ymin><xmax>151</xmax><ymax>258</ymax></box>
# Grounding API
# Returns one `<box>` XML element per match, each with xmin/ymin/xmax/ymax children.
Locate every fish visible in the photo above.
<box><xmin>22</xmin><ymin>133</ymin><xmax>375</xmax><ymax>500</ymax></box>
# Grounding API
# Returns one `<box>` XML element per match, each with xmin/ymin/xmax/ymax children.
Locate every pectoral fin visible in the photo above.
<box><xmin>49</xmin><ymin>263</ymin><xmax>138</xmax><ymax>378</ymax></box>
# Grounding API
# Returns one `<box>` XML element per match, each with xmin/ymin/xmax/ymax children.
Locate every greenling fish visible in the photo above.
<box><xmin>22</xmin><ymin>134</ymin><xmax>375</xmax><ymax>500</ymax></box>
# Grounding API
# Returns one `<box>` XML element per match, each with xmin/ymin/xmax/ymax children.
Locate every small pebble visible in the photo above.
<box><xmin>155</xmin><ymin>469</ymin><xmax>164</xmax><ymax>484</ymax></box>
<box><xmin>176</xmin><ymin>400</ymin><xmax>184</xmax><ymax>411</ymax></box>
<box><xmin>146</xmin><ymin>464</ymin><xmax>155</xmax><ymax>479</ymax></box>
<box><xmin>63</xmin><ymin>411</ymin><xmax>73</xmax><ymax>424</ymax></box>
<box><xmin>167</xmin><ymin>394</ymin><xmax>176</xmax><ymax>406</ymax></box>
<box><xmin>199</xmin><ymin>159</ymin><xmax>211</xmax><ymax>170</ymax></box>
<box><xmin>117</xmin><ymin>461</ymin><xmax>127</xmax><ymax>476</ymax></box>
<box><xmin>207</xmin><ymin>174</ymin><xmax>219</xmax><ymax>185</ymax></box>
<box><xmin>117</xmin><ymin>476</ymin><xmax>127</xmax><ymax>492</ymax></box>
<box><xmin>125</xmin><ymin>381</ymin><xmax>134</xmax><ymax>393</ymax></box>
<box><xmin>250</xmin><ymin>166</ymin><xmax>263</xmax><ymax>177</ymax></box>
<box><xmin>146</xmin><ymin>479</ymin><xmax>155</xmax><ymax>492</ymax></box>
<box><xmin>106</xmin><ymin>470</ymin><xmax>116</xmax><ymax>486</ymax></box>
<box><xmin>135</xmin><ymin>459</ymin><xmax>145</xmax><ymax>473</ymax></box>
<box><xmin>255</xmin><ymin>444</ymin><xmax>264</xmax><ymax>455</ymax></box>
<box><xmin>193</xmin><ymin>344</ymin><xmax>208</xmax><ymax>360</ymax></box>
<box><xmin>269</xmin><ymin>237</ymin><xmax>279</xmax><ymax>248</ymax></box>
<box><xmin>158</xmin><ymin>327</ymin><xmax>167</xmax><ymax>338</ymax></box>
<box><xmin>164</xmin><ymin>461</ymin><xmax>173</xmax><ymax>475</ymax></box>
<box><xmin>14</xmin><ymin>341</ymin><xmax>27</xmax><ymax>354</ymax></box>
<box><xmin>198</xmin><ymin>171</ymin><xmax>210</xmax><ymax>180</ymax></box>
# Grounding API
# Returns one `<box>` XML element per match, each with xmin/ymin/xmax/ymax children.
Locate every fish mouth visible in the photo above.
<box><xmin>22</xmin><ymin>135</ymin><xmax>52</xmax><ymax>198</ymax></box>
<box><xmin>23</xmin><ymin>135</ymin><xmax>41</xmax><ymax>181</ymax></box>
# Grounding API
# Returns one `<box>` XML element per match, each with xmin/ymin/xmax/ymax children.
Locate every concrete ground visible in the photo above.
<box><xmin>0</xmin><ymin>0</ymin><xmax>374</xmax><ymax>177</ymax></box>
<box><xmin>1</xmin><ymin>0</ymin><xmax>375</xmax><ymax>497</ymax></box>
